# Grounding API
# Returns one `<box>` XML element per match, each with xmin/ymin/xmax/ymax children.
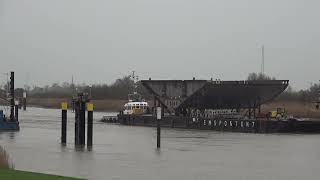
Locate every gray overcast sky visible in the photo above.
<box><xmin>0</xmin><ymin>0</ymin><xmax>319</xmax><ymax>90</ymax></box>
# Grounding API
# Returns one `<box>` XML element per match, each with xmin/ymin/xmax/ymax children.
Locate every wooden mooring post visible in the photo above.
<box><xmin>23</xmin><ymin>91</ymin><xmax>27</xmax><ymax>111</ymax></box>
<box><xmin>78</xmin><ymin>97</ymin><xmax>86</xmax><ymax>146</ymax></box>
<box><xmin>61</xmin><ymin>102</ymin><xmax>68</xmax><ymax>145</ymax></box>
<box><xmin>14</xmin><ymin>101</ymin><xmax>19</xmax><ymax>122</ymax></box>
<box><xmin>10</xmin><ymin>72</ymin><xmax>15</xmax><ymax>121</ymax></box>
<box><xmin>87</xmin><ymin>103</ymin><xmax>94</xmax><ymax>147</ymax></box>
<box><xmin>156</xmin><ymin>106</ymin><xmax>161</xmax><ymax>149</ymax></box>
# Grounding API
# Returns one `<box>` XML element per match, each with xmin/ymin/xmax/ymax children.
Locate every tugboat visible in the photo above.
<box><xmin>101</xmin><ymin>71</ymin><xmax>150</xmax><ymax>123</ymax></box>
<box><xmin>122</xmin><ymin>71</ymin><xmax>150</xmax><ymax>115</ymax></box>
<box><xmin>123</xmin><ymin>94</ymin><xmax>149</xmax><ymax>116</ymax></box>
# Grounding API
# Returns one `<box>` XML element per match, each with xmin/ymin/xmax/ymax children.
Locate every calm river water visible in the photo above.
<box><xmin>1</xmin><ymin>107</ymin><xmax>320</xmax><ymax>180</ymax></box>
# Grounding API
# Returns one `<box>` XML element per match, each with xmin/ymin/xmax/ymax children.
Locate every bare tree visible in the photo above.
<box><xmin>247</xmin><ymin>72</ymin><xmax>275</xmax><ymax>81</ymax></box>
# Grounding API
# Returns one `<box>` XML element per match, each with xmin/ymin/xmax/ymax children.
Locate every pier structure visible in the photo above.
<box><xmin>9</xmin><ymin>72</ymin><xmax>15</xmax><ymax>121</ymax></box>
<box><xmin>0</xmin><ymin>71</ymin><xmax>20</xmax><ymax>131</ymax></box>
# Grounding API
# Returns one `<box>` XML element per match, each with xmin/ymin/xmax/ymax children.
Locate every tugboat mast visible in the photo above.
<box><xmin>130</xmin><ymin>71</ymin><xmax>139</xmax><ymax>95</ymax></box>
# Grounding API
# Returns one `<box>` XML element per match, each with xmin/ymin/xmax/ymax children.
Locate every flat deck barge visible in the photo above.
<box><xmin>105</xmin><ymin>79</ymin><xmax>320</xmax><ymax>133</ymax></box>
<box><xmin>115</xmin><ymin>115</ymin><xmax>320</xmax><ymax>133</ymax></box>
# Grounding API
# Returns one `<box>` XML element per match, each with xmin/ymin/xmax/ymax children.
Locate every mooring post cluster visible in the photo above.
<box><xmin>0</xmin><ymin>71</ymin><xmax>20</xmax><ymax>131</ymax></box>
<box><xmin>61</xmin><ymin>92</ymin><xmax>94</xmax><ymax>148</ymax></box>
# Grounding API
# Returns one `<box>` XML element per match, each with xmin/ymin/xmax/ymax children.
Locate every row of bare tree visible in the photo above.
<box><xmin>0</xmin><ymin>73</ymin><xmax>318</xmax><ymax>103</ymax></box>
<box><xmin>248</xmin><ymin>72</ymin><xmax>319</xmax><ymax>102</ymax></box>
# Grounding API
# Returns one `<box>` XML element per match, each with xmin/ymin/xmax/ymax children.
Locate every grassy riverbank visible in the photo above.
<box><xmin>262</xmin><ymin>101</ymin><xmax>320</xmax><ymax>119</ymax></box>
<box><xmin>26</xmin><ymin>98</ymin><xmax>320</xmax><ymax>118</ymax></box>
<box><xmin>0</xmin><ymin>169</ymin><xmax>85</xmax><ymax>180</ymax></box>
<box><xmin>0</xmin><ymin>147</ymin><xmax>11</xmax><ymax>169</ymax></box>
<box><xmin>27</xmin><ymin>98</ymin><xmax>126</xmax><ymax>111</ymax></box>
<box><xmin>1</xmin><ymin>147</ymin><xmax>85</xmax><ymax>180</ymax></box>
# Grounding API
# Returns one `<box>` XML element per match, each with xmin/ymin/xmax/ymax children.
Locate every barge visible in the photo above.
<box><xmin>106</xmin><ymin>79</ymin><xmax>320</xmax><ymax>133</ymax></box>
<box><xmin>117</xmin><ymin>115</ymin><xmax>320</xmax><ymax>133</ymax></box>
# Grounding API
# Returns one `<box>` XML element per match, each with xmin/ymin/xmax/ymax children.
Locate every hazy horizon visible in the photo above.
<box><xmin>1</xmin><ymin>0</ymin><xmax>319</xmax><ymax>90</ymax></box>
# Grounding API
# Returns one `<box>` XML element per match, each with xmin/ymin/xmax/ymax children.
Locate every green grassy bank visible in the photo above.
<box><xmin>0</xmin><ymin>169</ymin><xmax>85</xmax><ymax>180</ymax></box>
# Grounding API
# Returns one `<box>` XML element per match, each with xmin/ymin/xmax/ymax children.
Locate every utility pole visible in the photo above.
<box><xmin>261</xmin><ymin>45</ymin><xmax>265</xmax><ymax>75</ymax></box>
<box><xmin>318</xmin><ymin>80</ymin><xmax>320</xmax><ymax>102</ymax></box>
<box><xmin>89</xmin><ymin>85</ymin><xmax>92</xmax><ymax>99</ymax></box>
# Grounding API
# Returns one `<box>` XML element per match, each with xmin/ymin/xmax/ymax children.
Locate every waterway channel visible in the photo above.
<box><xmin>1</xmin><ymin>107</ymin><xmax>320</xmax><ymax>180</ymax></box>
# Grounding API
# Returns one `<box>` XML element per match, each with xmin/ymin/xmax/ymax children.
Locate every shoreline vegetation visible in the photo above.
<box><xmin>26</xmin><ymin>97</ymin><xmax>320</xmax><ymax>119</ymax></box>
<box><xmin>1</xmin><ymin>146</ymin><xmax>85</xmax><ymax>180</ymax></box>
<box><xmin>1</xmin><ymin>73</ymin><xmax>319</xmax><ymax>117</ymax></box>
<box><xmin>0</xmin><ymin>147</ymin><xmax>12</xmax><ymax>169</ymax></box>
<box><xmin>262</xmin><ymin>101</ymin><xmax>320</xmax><ymax>119</ymax></box>
<box><xmin>0</xmin><ymin>169</ymin><xmax>86</xmax><ymax>180</ymax></box>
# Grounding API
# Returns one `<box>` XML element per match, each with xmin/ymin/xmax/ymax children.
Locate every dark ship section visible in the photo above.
<box><xmin>116</xmin><ymin>79</ymin><xmax>320</xmax><ymax>133</ymax></box>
